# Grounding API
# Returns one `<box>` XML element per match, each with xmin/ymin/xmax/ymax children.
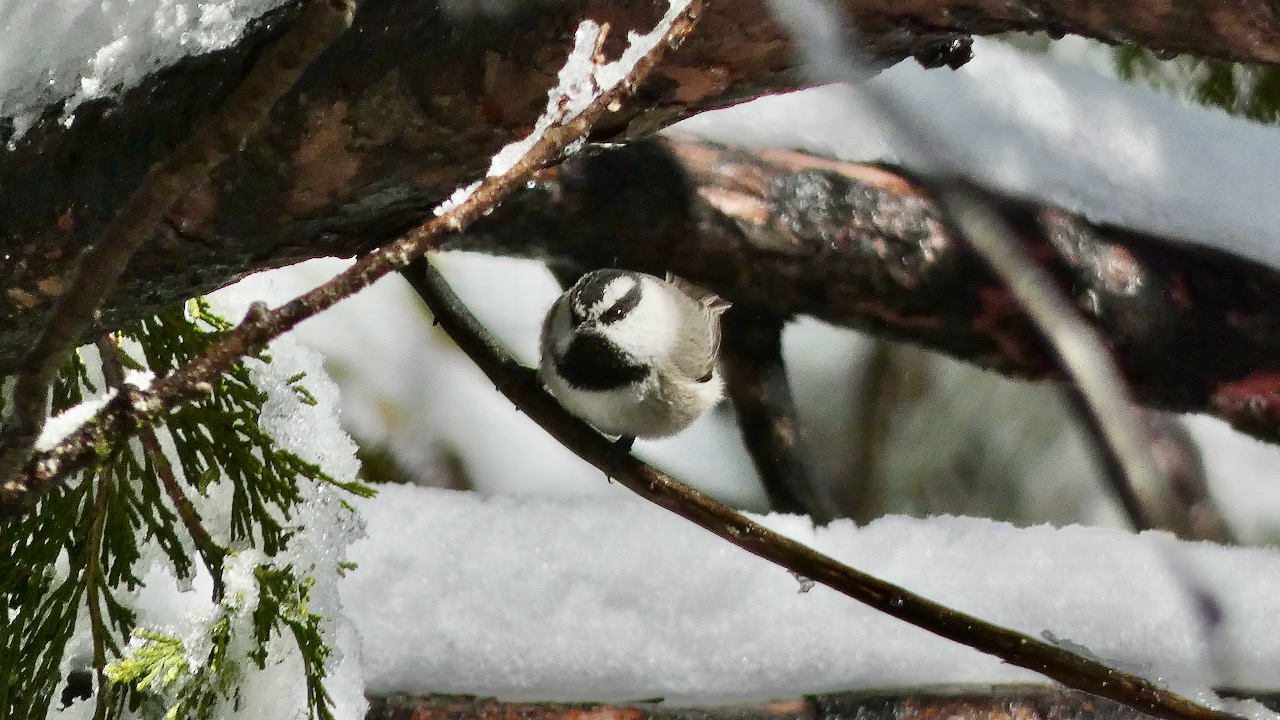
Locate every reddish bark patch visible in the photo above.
<box><xmin>1211</xmin><ymin>372</ymin><xmax>1280</xmax><ymax>421</ymax></box>
<box><xmin>287</xmin><ymin>101</ymin><xmax>361</xmax><ymax>217</ymax></box>
<box><xmin>970</xmin><ymin>285</ymin><xmax>1043</xmax><ymax>373</ymax></box>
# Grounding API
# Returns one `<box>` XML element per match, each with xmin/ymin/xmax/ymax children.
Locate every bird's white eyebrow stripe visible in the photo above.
<box><xmin>570</xmin><ymin>269</ymin><xmax>629</xmax><ymax>316</ymax></box>
<box><xmin>598</xmin><ymin>276</ymin><xmax>639</xmax><ymax>314</ymax></box>
<box><xmin>600</xmin><ymin>279</ymin><xmax>642</xmax><ymax>323</ymax></box>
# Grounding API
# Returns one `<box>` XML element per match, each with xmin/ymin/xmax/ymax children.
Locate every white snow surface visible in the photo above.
<box><xmin>35</xmin><ymin>389</ymin><xmax>115</xmax><ymax>451</ymax></box>
<box><xmin>34</xmin><ymin>371</ymin><xmax>155</xmax><ymax>450</ymax></box>
<box><xmin>676</xmin><ymin>37</ymin><xmax>1280</xmax><ymax>270</ymax></box>
<box><xmin>343</xmin><ymin>484</ymin><xmax>1280</xmax><ymax>704</ymax></box>
<box><xmin>0</xmin><ymin>0</ymin><xmax>290</xmax><ymax>138</ymax></box>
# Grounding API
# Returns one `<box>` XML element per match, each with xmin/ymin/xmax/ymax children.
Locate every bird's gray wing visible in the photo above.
<box><xmin>665</xmin><ymin>273</ymin><xmax>730</xmax><ymax>382</ymax></box>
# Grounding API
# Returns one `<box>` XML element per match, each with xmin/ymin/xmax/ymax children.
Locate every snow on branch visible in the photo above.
<box><xmin>436</xmin><ymin>1</ymin><xmax>694</xmax><ymax>215</ymax></box>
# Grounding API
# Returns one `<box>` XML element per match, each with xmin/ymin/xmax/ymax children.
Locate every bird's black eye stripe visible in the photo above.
<box><xmin>599</xmin><ymin>281</ymin><xmax>642</xmax><ymax>325</ymax></box>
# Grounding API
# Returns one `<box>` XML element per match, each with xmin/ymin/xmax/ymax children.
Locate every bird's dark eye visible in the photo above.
<box><xmin>601</xmin><ymin>304</ymin><xmax>626</xmax><ymax>324</ymax></box>
<box><xmin>599</xmin><ymin>281</ymin><xmax>642</xmax><ymax>325</ymax></box>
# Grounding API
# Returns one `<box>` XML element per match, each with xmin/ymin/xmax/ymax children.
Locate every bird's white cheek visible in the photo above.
<box><xmin>606</xmin><ymin>306</ymin><xmax>678</xmax><ymax>360</ymax></box>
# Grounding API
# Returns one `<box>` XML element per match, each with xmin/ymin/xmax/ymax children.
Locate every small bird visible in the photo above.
<box><xmin>539</xmin><ymin>269</ymin><xmax>730</xmax><ymax>451</ymax></box>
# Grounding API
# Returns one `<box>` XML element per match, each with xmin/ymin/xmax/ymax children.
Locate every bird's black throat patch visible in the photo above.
<box><xmin>555</xmin><ymin>332</ymin><xmax>649</xmax><ymax>391</ymax></box>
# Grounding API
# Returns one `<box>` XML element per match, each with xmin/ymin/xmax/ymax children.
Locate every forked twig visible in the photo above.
<box><xmin>0</xmin><ymin>0</ymin><xmax>360</xmax><ymax>487</ymax></box>
<box><xmin>401</xmin><ymin>256</ymin><xmax>1241</xmax><ymax>720</ymax></box>
<box><xmin>0</xmin><ymin>0</ymin><xmax>705</xmax><ymax>520</ymax></box>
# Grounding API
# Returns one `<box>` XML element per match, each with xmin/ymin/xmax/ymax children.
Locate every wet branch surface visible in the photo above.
<box><xmin>401</xmin><ymin>256</ymin><xmax>1242</xmax><ymax>720</ymax></box>
<box><xmin>720</xmin><ymin>306</ymin><xmax>839</xmax><ymax>522</ymax></box>
<box><xmin>366</xmin><ymin>687</ymin><xmax>1280</xmax><ymax>720</ymax></box>
<box><xmin>450</xmin><ymin>135</ymin><xmax>1280</xmax><ymax>445</ymax></box>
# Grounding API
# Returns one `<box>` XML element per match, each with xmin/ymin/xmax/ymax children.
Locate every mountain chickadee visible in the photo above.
<box><xmin>539</xmin><ymin>269</ymin><xmax>730</xmax><ymax>449</ymax></box>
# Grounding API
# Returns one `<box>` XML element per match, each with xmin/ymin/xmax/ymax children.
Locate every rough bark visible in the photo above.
<box><xmin>450</xmin><ymin>136</ymin><xmax>1280</xmax><ymax>443</ymax></box>
<box><xmin>0</xmin><ymin>0</ymin><xmax>911</xmax><ymax>373</ymax></box>
<box><xmin>4</xmin><ymin>0</ymin><xmax>1280</xmax><ymax>374</ymax></box>
<box><xmin>365</xmin><ymin>686</ymin><xmax>1280</xmax><ymax>720</ymax></box>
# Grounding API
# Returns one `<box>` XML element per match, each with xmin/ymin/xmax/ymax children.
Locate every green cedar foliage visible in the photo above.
<box><xmin>1114</xmin><ymin>47</ymin><xmax>1280</xmax><ymax>125</ymax></box>
<box><xmin>0</xmin><ymin>299</ymin><xmax>373</xmax><ymax>720</ymax></box>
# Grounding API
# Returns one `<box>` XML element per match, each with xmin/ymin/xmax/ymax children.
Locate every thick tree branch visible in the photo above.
<box><xmin>6</xmin><ymin>0</ymin><xmax>1280</xmax><ymax>374</ymax></box>
<box><xmin>366</xmin><ymin>687</ymin><xmax>1280</xmax><ymax>720</ymax></box>
<box><xmin>401</xmin><ymin>256</ymin><xmax>1241</xmax><ymax>720</ymax></box>
<box><xmin>0</xmin><ymin>0</ymin><xmax>704</xmax><ymax>520</ymax></box>
<box><xmin>450</xmin><ymin>135</ymin><xmax>1280</xmax><ymax>445</ymax></box>
<box><xmin>720</xmin><ymin>306</ymin><xmax>839</xmax><ymax>522</ymax></box>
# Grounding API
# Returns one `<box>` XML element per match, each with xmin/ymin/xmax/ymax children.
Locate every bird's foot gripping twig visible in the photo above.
<box><xmin>603</xmin><ymin>434</ymin><xmax>636</xmax><ymax>479</ymax></box>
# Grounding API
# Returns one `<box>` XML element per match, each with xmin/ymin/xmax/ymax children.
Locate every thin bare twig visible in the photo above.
<box><xmin>0</xmin><ymin>0</ymin><xmax>359</xmax><ymax>488</ymax></box>
<box><xmin>142</xmin><ymin>427</ymin><xmax>228</xmax><ymax>599</ymax></box>
<box><xmin>720</xmin><ymin>306</ymin><xmax>838</xmax><ymax>522</ymax></box>
<box><xmin>95</xmin><ymin>335</ymin><xmax>228</xmax><ymax>597</ymax></box>
<box><xmin>401</xmin><ymin>256</ymin><xmax>1241</xmax><ymax>720</ymax></box>
<box><xmin>87</xmin><ymin>336</ymin><xmax>126</xmax><ymax>720</ymax></box>
<box><xmin>0</xmin><ymin>1</ymin><xmax>706</xmax><ymax>521</ymax></box>
<box><xmin>84</xmin><ymin>473</ymin><xmax>115</xmax><ymax>720</ymax></box>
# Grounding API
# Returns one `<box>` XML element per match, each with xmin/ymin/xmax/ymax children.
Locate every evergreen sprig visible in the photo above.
<box><xmin>0</xmin><ymin>299</ymin><xmax>371</xmax><ymax>720</ymax></box>
<box><xmin>1114</xmin><ymin>46</ymin><xmax>1280</xmax><ymax>124</ymax></box>
<box><xmin>253</xmin><ymin>566</ymin><xmax>338</xmax><ymax>720</ymax></box>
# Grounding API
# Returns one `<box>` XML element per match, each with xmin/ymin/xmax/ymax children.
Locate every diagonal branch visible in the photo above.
<box><xmin>936</xmin><ymin>183</ymin><xmax>1168</xmax><ymax>533</ymax></box>
<box><xmin>400</xmin><ymin>255</ymin><xmax>1241</xmax><ymax>720</ymax></box>
<box><xmin>0</xmin><ymin>0</ymin><xmax>706</xmax><ymax>521</ymax></box>
<box><xmin>0</xmin><ymin>0</ymin><xmax>359</xmax><ymax>487</ymax></box>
